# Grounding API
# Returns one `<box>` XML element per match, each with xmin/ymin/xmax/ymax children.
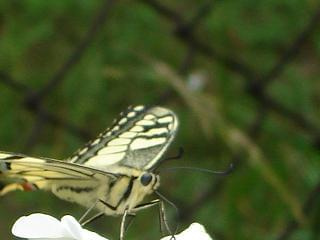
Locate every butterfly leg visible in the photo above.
<box><xmin>159</xmin><ymin>200</ymin><xmax>171</xmax><ymax>237</ymax></box>
<box><xmin>158</xmin><ymin>200</ymin><xmax>176</xmax><ymax>239</ymax></box>
<box><xmin>120</xmin><ymin>209</ymin><xmax>129</xmax><ymax>240</ymax></box>
<box><xmin>133</xmin><ymin>199</ymin><xmax>175</xmax><ymax>239</ymax></box>
<box><xmin>119</xmin><ymin>210</ymin><xmax>137</xmax><ymax>240</ymax></box>
<box><xmin>79</xmin><ymin>199</ymin><xmax>100</xmax><ymax>225</ymax></box>
<box><xmin>80</xmin><ymin>212</ymin><xmax>104</xmax><ymax>226</ymax></box>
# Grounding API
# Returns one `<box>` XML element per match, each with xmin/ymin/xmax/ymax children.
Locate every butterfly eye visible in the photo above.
<box><xmin>140</xmin><ymin>173</ymin><xmax>153</xmax><ymax>186</ymax></box>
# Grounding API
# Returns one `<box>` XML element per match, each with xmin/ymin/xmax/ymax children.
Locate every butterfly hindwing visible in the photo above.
<box><xmin>68</xmin><ymin>105</ymin><xmax>178</xmax><ymax>170</ymax></box>
<box><xmin>0</xmin><ymin>152</ymin><xmax>117</xmax><ymax>195</ymax></box>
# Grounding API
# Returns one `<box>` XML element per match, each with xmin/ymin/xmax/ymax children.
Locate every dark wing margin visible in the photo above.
<box><xmin>0</xmin><ymin>152</ymin><xmax>117</xmax><ymax>195</ymax></box>
<box><xmin>68</xmin><ymin>105</ymin><xmax>178</xmax><ymax>170</ymax></box>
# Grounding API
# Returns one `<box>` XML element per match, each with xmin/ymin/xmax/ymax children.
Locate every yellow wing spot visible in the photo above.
<box><xmin>0</xmin><ymin>153</ymin><xmax>14</xmax><ymax>159</ymax></box>
<box><xmin>112</xmin><ymin>126</ymin><xmax>120</xmax><ymax>132</ymax></box>
<box><xmin>158</xmin><ymin>116</ymin><xmax>173</xmax><ymax>124</ymax></box>
<box><xmin>134</xmin><ymin>105</ymin><xmax>144</xmax><ymax>111</ymax></box>
<box><xmin>130</xmin><ymin>126</ymin><xmax>144</xmax><ymax>132</ymax></box>
<box><xmin>127</xmin><ymin>111</ymin><xmax>136</xmax><ymax>118</ymax></box>
<box><xmin>130</xmin><ymin>137</ymin><xmax>166</xmax><ymax>150</ymax></box>
<box><xmin>108</xmin><ymin>138</ymin><xmax>131</xmax><ymax>146</ymax></box>
<box><xmin>91</xmin><ymin>138</ymin><xmax>101</xmax><ymax>146</ymax></box>
<box><xmin>86</xmin><ymin>153</ymin><xmax>125</xmax><ymax>166</ymax></box>
<box><xmin>144</xmin><ymin>114</ymin><xmax>156</xmax><ymax>120</ymax></box>
<box><xmin>118</xmin><ymin>118</ymin><xmax>127</xmax><ymax>125</ymax></box>
<box><xmin>19</xmin><ymin>157</ymin><xmax>45</xmax><ymax>163</ymax></box>
<box><xmin>138</xmin><ymin>128</ymin><xmax>168</xmax><ymax>137</ymax></box>
<box><xmin>79</xmin><ymin>147</ymin><xmax>88</xmax><ymax>155</ymax></box>
<box><xmin>136</xmin><ymin>120</ymin><xmax>155</xmax><ymax>126</ymax></box>
<box><xmin>119</xmin><ymin>132</ymin><xmax>137</xmax><ymax>138</ymax></box>
<box><xmin>104</xmin><ymin>131</ymin><xmax>112</xmax><ymax>137</ymax></box>
<box><xmin>70</xmin><ymin>156</ymin><xmax>79</xmax><ymax>162</ymax></box>
<box><xmin>98</xmin><ymin>145</ymin><xmax>127</xmax><ymax>154</ymax></box>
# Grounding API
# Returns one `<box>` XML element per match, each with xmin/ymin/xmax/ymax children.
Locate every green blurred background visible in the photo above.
<box><xmin>1</xmin><ymin>0</ymin><xmax>320</xmax><ymax>239</ymax></box>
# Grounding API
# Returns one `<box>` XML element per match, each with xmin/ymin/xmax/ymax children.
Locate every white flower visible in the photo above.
<box><xmin>161</xmin><ymin>223</ymin><xmax>213</xmax><ymax>240</ymax></box>
<box><xmin>12</xmin><ymin>213</ymin><xmax>108</xmax><ymax>240</ymax></box>
<box><xmin>12</xmin><ymin>213</ymin><xmax>213</xmax><ymax>240</ymax></box>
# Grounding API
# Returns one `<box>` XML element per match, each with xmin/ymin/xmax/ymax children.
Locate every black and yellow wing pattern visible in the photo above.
<box><xmin>68</xmin><ymin>105</ymin><xmax>178</xmax><ymax>170</ymax></box>
<box><xmin>0</xmin><ymin>105</ymin><xmax>178</xmax><ymax>217</ymax></box>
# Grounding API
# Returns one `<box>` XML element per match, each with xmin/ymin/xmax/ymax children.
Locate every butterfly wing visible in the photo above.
<box><xmin>0</xmin><ymin>151</ymin><xmax>117</xmax><ymax>195</ymax></box>
<box><xmin>0</xmin><ymin>105</ymin><xmax>178</xmax><ymax>218</ymax></box>
<box><xmin>68</xmin><ymin>105</ymin><xmax>178</xmax><ymax>171</ymax></box>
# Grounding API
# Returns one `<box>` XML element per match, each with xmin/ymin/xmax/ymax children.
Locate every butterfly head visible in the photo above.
<box><xmin>138</xmin><ymin>172</ymin><xmax>160</xmax><ymax>193</ymax></box>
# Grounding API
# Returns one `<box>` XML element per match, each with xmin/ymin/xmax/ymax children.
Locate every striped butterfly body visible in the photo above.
<box><xmin>0</xmin><ymin>105</ymin><xmax>178</xmax><ymax>238</ymax></box>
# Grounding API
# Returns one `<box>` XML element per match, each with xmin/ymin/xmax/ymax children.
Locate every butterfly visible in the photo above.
<box><xmin>0</xmin><ymin>105</ymin><xmax>178</xmax><ymax>239</ymax></box>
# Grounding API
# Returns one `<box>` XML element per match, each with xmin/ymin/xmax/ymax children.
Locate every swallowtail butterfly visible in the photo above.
<box><xmin>0</xmin><ymin>105</ymin><xmax>178</xmax><ymax>239</ymax></box>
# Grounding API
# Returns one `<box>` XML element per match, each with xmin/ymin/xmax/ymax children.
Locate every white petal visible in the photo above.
<box><xmin>81</xmin><ymin>229</ymin><xmax>110</xmax><ymax>240</ymax></box>
<box><xmin>161</xmin><ymin>223</ymin><xmax>213</xmax><ymax>240</ymax></box>
<box><xmin>61</xmin><ymin>215</ymin><xmax>83</xmax><ymax>240</ymax></box>
<box><xmin>12</xmin><ymin>213</ymin><xmax>72</xmax><ymax>239</ymax></box>
<box><xmin>60</xmin><ymin>215</ymin><xmax>108</xmax><ymax>240</ymax></box>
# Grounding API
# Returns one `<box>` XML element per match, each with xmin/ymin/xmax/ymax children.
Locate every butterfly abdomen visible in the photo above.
<box><xmin>52</xmin><ymin>183</ymin><xmax>95</xmax><ymax>206</ymax></box>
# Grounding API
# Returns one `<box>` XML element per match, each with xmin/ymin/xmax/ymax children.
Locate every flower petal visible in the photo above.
<box><xmin>81</xmin><ymin>229</ymin><xmax>110</xmax><ymax>240</ymax></box>
<box><xmin>61</xmin><ymin>215</ymin><xmax>83</xmax><ymax>240</ymax></box>
<box><xmin>161</xmin><ymin>223</ymin><xmax>213</xmax><ymax>240</ymax></box>
<box><xmin>60</xmin><ymin>215</ymin><xmax>109</xmax><ymax>240</ymax></box>
<box><xmin>12</xmin><ymin>213</ymin><xmax>71</xmax><ymax>239</ymax></box>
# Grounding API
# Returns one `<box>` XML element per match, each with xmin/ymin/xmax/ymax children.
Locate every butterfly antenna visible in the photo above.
<box><xmin>153</xmin><ymin>147</ymin><xmax>184</xmax><ymax>172</ymax></box>
<box><xmin>161</xmin><ymin>162</ymin><xmax>235</xmax><ymax>176</ymax></box>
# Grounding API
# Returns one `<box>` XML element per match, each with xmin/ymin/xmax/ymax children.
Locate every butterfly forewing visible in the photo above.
<box><xmin>68</xmin><ymin>105</ymin><xmax>178</xmax><ymax>170</ymax></box>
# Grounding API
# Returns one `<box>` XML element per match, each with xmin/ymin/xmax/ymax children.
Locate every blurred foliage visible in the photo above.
<box><xmin>1</xmin><ymin>0</ymin><xmax>320</xmax><ymax>239</ymax></box>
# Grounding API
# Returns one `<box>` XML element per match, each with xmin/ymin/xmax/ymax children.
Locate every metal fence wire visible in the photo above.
<box><xmin>1</xmin><ymin>1</ymin><xmax>320</xmax><ymax>239</ymax></box>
